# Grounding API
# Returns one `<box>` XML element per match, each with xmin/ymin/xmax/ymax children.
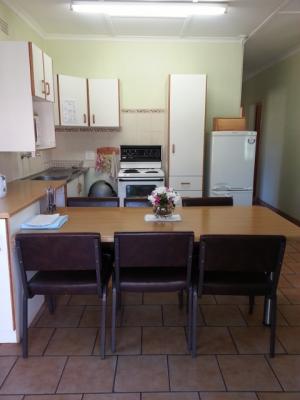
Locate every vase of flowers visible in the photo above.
<box><xmin>148</xmin><ymin>187</ymin><xmax>180</xmax><ymax>217</ymax></box>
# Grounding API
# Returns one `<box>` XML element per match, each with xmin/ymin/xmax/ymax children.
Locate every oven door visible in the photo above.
<box><xmin>118</xmin><ymin>178</ymin><xmax>164</xmax><ymax>206</ymax></box>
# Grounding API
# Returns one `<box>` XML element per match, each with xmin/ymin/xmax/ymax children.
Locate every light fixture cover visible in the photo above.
<box><xmin>71</xmin><ymin>1</ymin><xmax>227</xmax><ymax>17</ymax></box>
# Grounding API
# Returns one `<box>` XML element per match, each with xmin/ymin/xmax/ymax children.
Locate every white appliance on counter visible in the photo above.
<box><xmin>118</xmin><ymin>145</ymin><xmax>165</xmax><ymax>206</ymax></box>
<box><xmin>206</xmin><ymin>131</ymin><xmax>257</xmax><ymax>205</ymax></box>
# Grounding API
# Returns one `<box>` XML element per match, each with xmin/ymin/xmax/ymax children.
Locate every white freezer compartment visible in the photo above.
<box><xmin>209</xmin><ymin>190</ymin><xmax>253</xmax><ymax>206</ymax></box>
<box><xmin>208</xmin><ymin>131</ymin><xmax>257</xmax><ymax>191</ymax></box>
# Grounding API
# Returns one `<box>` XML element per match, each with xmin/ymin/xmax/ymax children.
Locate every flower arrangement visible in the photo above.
<box><xmin>148</xmin><ymin>186</ymin><xmax>180</xmax><ymax>216</ymax></box>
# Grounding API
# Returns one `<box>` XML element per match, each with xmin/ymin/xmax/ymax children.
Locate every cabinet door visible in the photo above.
<box><xmin>169</xmin><ymin>74</ymin><xmax>206</xmax><ymax>177</ymax></box>
<box><xmin>89</xmin><ymin>79</ymin><xmax>120</xmax><ymax>127</ymax></box>
<box><xmin>58</xmin><ymin>75</ymin><xmax>88</xmax><ymax>126</ymax></box>
<box><xmin>29</xmin><ymin>42</ymin><xmax>45</xmax><ymax>100</ymax></box>
<box><xmin>43</xmin><ymin>52</ymin><xmax>54</xmax><ymax>102</ymax></box>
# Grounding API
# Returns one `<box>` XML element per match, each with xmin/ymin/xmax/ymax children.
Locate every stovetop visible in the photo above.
<box><xmin>118</xmin><ymin>168</ymin><xmax>165</xmax><ymax>178</ymax></box>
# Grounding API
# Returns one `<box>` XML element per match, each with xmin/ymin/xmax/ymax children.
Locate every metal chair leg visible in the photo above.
<box><xmin>22</xmin><ymin>292</ymin><xmax>28</xmax><ymax>358</ymax></box>
<box><xmin>191</xmin><ymin>288</ymin><xmax>198</xmax><ymax>358</ymax></box>
<box><xmin>249</xmin><ymin>295</ymin><xmax>255</xmax><ymax>314</ymax></box>
<box><xmin>111</xmin><ymin>285</ymin><xmax>117</xmax><ymax>353</ymax></box>
<box><xmin>100</xmin><ymin>286</ymin><xmax>107</xmax><ymax>359</ymax></box>
<box><xmin>187</xmin><ymin>286</ymin><xmax>193</xmax><ymax>351</ymax></box>
<box><xmin>46</xmin><ymin>295</ymin><xmax>56</xmax><ymax>314</ymax></box>
<box><xmin>178</xmin><ymin>289</ymin><xmax>184</xmax><ymax>309</ymax></box>
<box><xmin>270</xmin><ymin>296</ymin><xmax>277</xmax><ymax>358</ymax></box>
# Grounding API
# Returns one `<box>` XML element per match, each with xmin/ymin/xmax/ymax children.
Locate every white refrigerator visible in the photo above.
<box><xmin>206</xmin><ymin>131</ymin><xmax>257</xmax><ymax>205</ymax></box>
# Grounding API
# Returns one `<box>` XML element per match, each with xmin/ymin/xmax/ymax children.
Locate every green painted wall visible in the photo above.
<box><xmin>0</xmin><ymin>1</ymin><xmax>43</xmax><ymax>46</ymax></box>
<box><xmin>242</xmin><ymin>51</ymin><xmax>300</xmax><ymax>221</ymax></box>
<box><xmin>46</xmin><ymin>39</ymin><xmax>244</xmax><ymax>131</ymax></box>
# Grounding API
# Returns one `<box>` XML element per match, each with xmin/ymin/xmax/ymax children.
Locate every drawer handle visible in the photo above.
<box><xmin>172</xmin><ymin>144</ymin><xmax>175</xmax><ymax>154</ymax></box>
<box><xmin>46</xmin><ymin>82</ymin><xmax>50</xmax><ymax>96</ymax></box>
<box><xmin>92</xmin><ymin>114</ymin><xmax>95</xmax><ymax>124</ymax></box>
<box><xmin>41</xmin><ymin>79</ymin><xmax>46</xmax><ymax>94</ymax></box>
<box><xmin>180</xmin><ymin>182</ymin><xmax>191</xmax><ymax>185</ymax></box>
<box><xmin>83</xmin><ymin>113</ymin><xmax>87</xmax><ymax>123</ymax></box>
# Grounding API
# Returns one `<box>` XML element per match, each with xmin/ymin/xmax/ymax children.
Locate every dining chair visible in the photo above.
<box><xmin>67</xmin><ymin>196</ymin><xmax>120</xmax><ymax>207</ymax></box>
<box><xmin>192</xmin><ymin>234</ymin><xmax>286</xmax><ymax>357</ymax></box>
<box><xmin>123</xmin><ymin>197</ymin><xmax>152</xmax><ymax>207</ymax></box>
<box><xmin>111</xmin><ymin>231</ymin><xmax>194</xmax><ymax>353</ymax></box>
<box><xmin>15</xmin><ymin>232</ymin><xmax>112</xmax><ymax>359</ymax></box>
<box><xmin>182</xmin><ymin>196</ymin><xmax>233</xmax><ymax>207</ymax></box>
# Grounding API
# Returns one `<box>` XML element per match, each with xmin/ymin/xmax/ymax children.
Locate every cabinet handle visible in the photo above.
<box><xmin>180</xmin><ymin>182</ymin><xmax>191</xmax><ymax>185</ymax></box>
<box><xmin>92</xmin><ymin>114</ymin><xmax>95</xmax><ymax>124</ymax></box>
<box><xmin>83</xmin><ymin>114</ymin><xmax>87</xmax><ymax>123</ymax></box>
<box><xmin>172</xmin><ymin>144</ymin><xmax>175</xmax><ymax>154</ymax></box>
<box><xmin>46</xmin><ymin>82</ymin><xmax>50</xmax><ymax>96</ymax></box>
<box><xmin>41</xmin><ymin>79</ymin><xmax>46</xmax><ymax>94</ymax></box>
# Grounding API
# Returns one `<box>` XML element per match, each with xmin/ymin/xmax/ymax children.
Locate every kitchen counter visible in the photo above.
<box><xmin>0</xmin><ymin>179</ymin><xmax>65</xmax><ymax>218</ymax></box>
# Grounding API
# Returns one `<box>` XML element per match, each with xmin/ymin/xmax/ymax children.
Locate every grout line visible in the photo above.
<box><xmin>264</xmin><ymin>353</ymin><xmax>285</xmax><ymax>392</ymax></box>
<box><xmin>54</xmin><ymin>355</ymin><xmax>69</xmax><ymax>394</ymax></box>
<box><xmin>166</xmin><ymin>354</ymin><xmax>171</xmax><ymax>392</ymax></box>
<box><xmin>141</xmin><ymin>326</ymin><xmax>143</xmax><ymax>355</ymax></box>
<box><xmin>227</xmin><ymin>327</ymin><xmax>240</xmax><ymax>355</ymax></box>
<box><xmin>77</xmin><ymin>305</ymin><xmax>87</xmax><ymax>327</ymax></box>
<box><xmin>0</xmin><ymin>356</ymin><xmax>18</xmax><ymax>390</ymax></box>
<box><xmin>112</xmin><ymin>354</ymin><xmax>119</xmax><ymax>393</ymax></box>
<box><xmin>42</xmin><ymin>326</ymin><xmax>57</xmax><ymax>356</ymax></box>
<box><xmin>215</xmin><ymin>354</ymin><xmax>228</xmax><ymax>391</ymax></box>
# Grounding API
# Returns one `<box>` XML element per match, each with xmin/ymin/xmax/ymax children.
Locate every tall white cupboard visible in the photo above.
<box><xmin>168</xmin><ymin>74</ymin><xmax>206</xmax><ymax>197</ymax></box>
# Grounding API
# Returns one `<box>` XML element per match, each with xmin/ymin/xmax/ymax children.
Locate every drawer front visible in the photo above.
<box><xmin>169</xmin><ymin>176</ymin><xmax>203</xmax><ymax>191</ymax></box>
<box><xmin>176</xmin><ymin>190</ymin><xmax>203</xmax><ymax>198</ymax></box>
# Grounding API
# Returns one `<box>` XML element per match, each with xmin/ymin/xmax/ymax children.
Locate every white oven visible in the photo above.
<box><xmin>117</xmin><ymin>145</ymin><xmax>165</xmax><ymax>206</ymax></box>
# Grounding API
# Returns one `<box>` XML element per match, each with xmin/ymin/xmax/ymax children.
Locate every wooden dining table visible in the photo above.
<box><xmin>56</xmin><ymin>205</ymin><xmax>300</xmax><ymax>241</ymax></box>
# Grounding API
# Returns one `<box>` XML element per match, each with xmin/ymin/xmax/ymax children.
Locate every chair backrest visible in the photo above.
<box><xmin>198</xmin><ymin>234</ymin><xmax>286</xmax><ymax>294</ymax></box>
<box><xmin>16</xmin><ymin>233</ymin><xmax>103</xmax><ymax>297</ymax></box>
<box><xmin>124</xmin><ymin>197</ymin><xmax>152</xmax><ymax>208</ymax></box>
<box><xmin>67</xmin><ymin>197</ymin><xmax>119</xmax><ymax>207</ymax></box>
<box><xmin>114</xmin><ymin>231</ymin><xmax>194</xmax><ymax>288</ymax></box>
<box><xmin>182</xmin><ymin>196</ymin><xmax>233</xmax><ymax>207</ymax></box>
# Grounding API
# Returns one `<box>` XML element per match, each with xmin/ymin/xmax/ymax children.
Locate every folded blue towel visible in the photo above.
<box><xmin>21</xmin><ymin>215</ymin><xmax>68</xmax><ymax>230</ymax></box>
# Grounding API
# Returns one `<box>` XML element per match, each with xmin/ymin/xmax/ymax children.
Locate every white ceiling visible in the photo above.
<box><xmin>3</xmin><ymin>0</ymin><xmax>300</xmax><ymax>78</ymax></box>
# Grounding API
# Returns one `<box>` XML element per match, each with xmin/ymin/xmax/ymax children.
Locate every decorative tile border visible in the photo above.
<box><xmin>55</xmin><ymin>126</ymin><xmax>121</xmax><ymax>133</ymax></box>
<box><xmin>121</xmin><ymin>108</ymin><xmax>165</xmax><ymax>113</ymax></box>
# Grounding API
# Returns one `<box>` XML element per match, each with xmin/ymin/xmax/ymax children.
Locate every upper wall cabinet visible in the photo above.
<box><xmin>29</xmin><ymin>42</ymin><xmax>54</xmax><ymax>102</ymax></box>
<box><xmin>0</xmin><ymin>41</ymin><xmax>56</xmax><ymax>152</ymax></box>
<box><xmin>58</xmin><ymin>74</ymin><xmax>88</xmax><ymax>127</ymax></box>
<box><xmin>88</xmin><ymin>79</ymin><xmax>120</xmax><ymax>128</ymax></box>
<box><xmin>56</xmin><ymin>75</ymin><xmax>120</xmax><ymax>128</ymax></box>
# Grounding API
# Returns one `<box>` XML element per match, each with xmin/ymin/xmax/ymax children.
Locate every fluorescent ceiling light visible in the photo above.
<box><xmin>71</xmin><ymin>1</ymin><xmax>227</xmax><ymax>17</ymax></box>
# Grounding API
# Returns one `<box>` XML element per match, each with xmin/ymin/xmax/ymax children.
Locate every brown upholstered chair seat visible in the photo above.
<box><xmin>202</xmin><ymin>271</ymin><xmax>272</xmax><ymax>295</ymax></box>
<box><xmin>119</xmin><ymin>267</ymin><xmax>187</xmax><ymax>292</ymax></box>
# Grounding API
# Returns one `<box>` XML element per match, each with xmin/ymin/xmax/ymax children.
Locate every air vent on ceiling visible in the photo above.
<box><xmin>0</xmin><ymin>17</ymin><xmax>9</xmax><ymax>36</ymax></box>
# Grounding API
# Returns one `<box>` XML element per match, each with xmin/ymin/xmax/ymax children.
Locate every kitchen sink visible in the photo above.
<box><xmin>32</xmin><ymin>175</ymin><xmax>69</xmax><ymax>181</ymax></box>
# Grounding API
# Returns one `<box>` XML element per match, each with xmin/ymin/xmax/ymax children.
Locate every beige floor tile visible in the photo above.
<box><xmin>36</xmin><ymin>306</ymin><xmax>84</xmax><ymax>328</ymax></box>
<box><xmin>230</xmin><ymin>326</ymin><xmax>285</xmax><ymax>354</ymax></box>
<box><xmin>169</xmin><ymin>355</ymin><xmax>225</xmax><ymax>391</ymax></box>
<box><xmin>57</xmin><ymin>356</ymin><xmax>116</xmax><ymax>393</ymax></box>
<box><xmin>0</xmin><ymin>328</ymin><xmax>53</xmax><ymax>356</ymax></box>
<box><xmin>269</xmin><ymin>355</ymin><xmax>300</xmax><ymax>390</ymax></box>
<box><xmin>55</xmin><ymin>295</ymin><xmax>71</xmax><ymax>306</ymax></box>
<box><xmin>143</xmin><ymin>292</ymin><xmax>181</xmax><ymax>305</ymax></box>
<box><xmin>143</xmin><ymin>393</ymin><xmax>199</xmax><ymax>400</ymax></box>
<box><xmin>201</xmin><ymin>305</ymin><xmax>246</xmax><ymax>326</ymax></box>
<box><xmin>163</xmin><ymin>304</ymin><xmax>203</xmax><ymax>326</ymax></box>
<box><xmin>289</xmin><ymin>253</ymin><xmax>300</xmax><ymax>262</ymax></box>
<box><xmin>277</xmin><ymin>291</ymin><xmax>290</xmax><ymax>305</ymax></box>
<box><xmin>277</xmin><ymin>326</ymin><xmax>300</xmax><ymax>353</ymax></box>
<box><xmin>114</xmin><ymin>355</ymin><xmax>169</xmax><ymax>392</ymax></box>
<box><xmin>142</xmin><ymin>327</ymin><xmax>188</xmax><ymax>354</ymax></box>
<box><xmin>195</xmin><ymin>327</ymin><xmax>236</xmax><ymax>354</ymax></box>
<box><xmin>84</xmin><ymin>394</ymin><xmax>140</xmax><ymax>400</ymax></box>
<box><xmin>198</xmin><ymin>295</ymin><xmax>216</xmax><ymax>305</ymax></box>
<box><xmin>200</xmin><ymin>393</ymin><xmax>258</xmax><ymax>400</ymax></box>
<box><xmin>278</xmin><ymin>275</ymin><xmax>293</xmax><ymax>289</ymax></box>
<box><xmin>0</xmin><ymin>357</ymin><xmax>66</xmax><ymax>394</ymax></box>
<box><xmin>69</xmin><ymin>295</ymin><xmax>101</xmax><ymax>306</ymax></box>
<box><xmin>79</xmin><ymin>306</ymin><xmax>119</xmax><ymax>328</ymax></box>
<box><xmin>122</xmin><ymin>305</ymin><xmax>162</xmax><ymax>326</ymax></box>
<box><xmin>107</xmin><ymin>292</ymin><xmax>143</xmax><ymax>306</ymax></box>
<box><xmin>279</xmin><ymin>305</ymin><xmax>300</xmax><ymax>325</ymax></box>
<box><xmin>215</xmin><ymin>295</ymin><xmax>250</xmax><ymax>305</ymax></box>
<box><xmin>0</xmin><ymin>396</ymin><xmax>23</xmax><ymax>400</ymax></box>
<box><xmin>257</xmin><ymin>393</ymin><xmax>300</xmax><ymax>400</ymax></box>
<box><xmin>218</xmin><ymin>355</ymin><xmax>281</xmax><ymax>391</ymax></box>
<box><xmin>239</xmin><ymin>305</ymin><xmax>288</xmax><ymax>326</ymax></box>
<box><xmin>25</xmin><ymin>396</ymin><xmax>82</xmax><ymax>400</ymax></box>
<box><xmin>280</xmin><ymin>288</ymin><xmax>300</xmax><ymax>304</ymax></box>
<box><xmin>0</xmin><ymin>357</ymin><xmax>17</xmax><ymax>387</ymax></box>
<box><xmin>93</xmin><ymin>327</ymin><xmax>141</xmax><ymax>355</ymax></box>
<box><xmin>45</xmin><ymin>327</ymin><xmax>97</xmax><ymax>355</ymax></box>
